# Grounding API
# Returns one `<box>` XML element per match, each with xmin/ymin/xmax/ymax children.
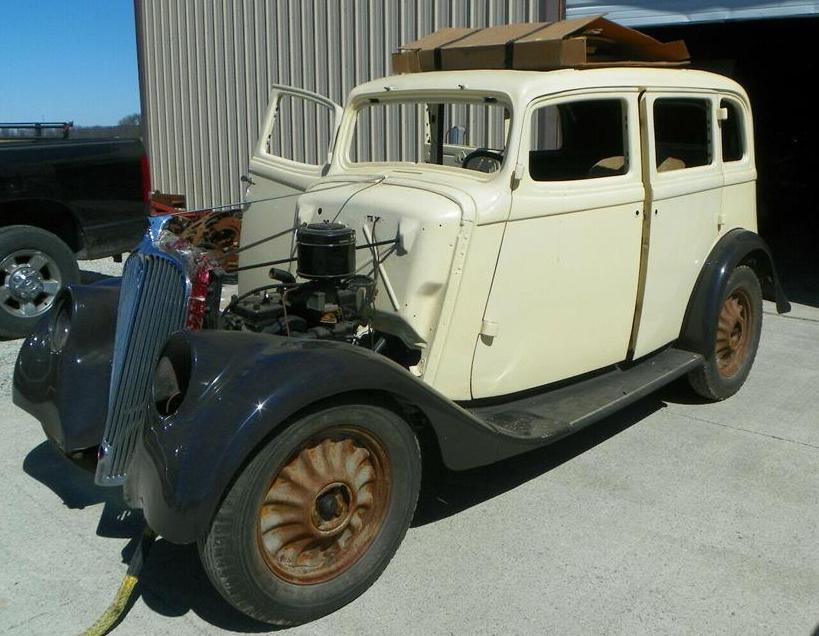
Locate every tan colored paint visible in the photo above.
<box><xmin>425</xmin><ymin>223</ymin><xmax>505</xmax><ymax>400</ymax></box>
<box><xmin>632</xmin><ymin>92</ymin><xmax>724</xmax><ymax>359</ymax></box>
<box><xmin>241</xmin><ymin>69</ymin><xmax>756</xmax><ymax>400</ymax></box>
<box><xmin>470</xmin><ymin>91</ymin><xmax>644</xmax><ymax>398</ymax></box>
<box><xmin>239</xmin><ymin>86</ymin><xmax>342</xmax><ymax>294</ymax></box>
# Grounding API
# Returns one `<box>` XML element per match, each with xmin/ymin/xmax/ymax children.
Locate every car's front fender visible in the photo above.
<box><xmin>123</xmin><ymin>329</ymin><xmax>512</xmax><ymax>544</ymax></box>
<box><xmin>13</xmin><ymin>279</ymin><xmax>120</xmax><ymax>452</ymax></box>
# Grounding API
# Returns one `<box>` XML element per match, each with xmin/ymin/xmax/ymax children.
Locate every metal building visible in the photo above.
<box><xmin>566</xmin><ymin>0</ymin><xmax>819</xmax><ymax>26</ymax></box>
<box><xmin>135</xmin><ymin>0</ymin><xmax>562</xmax><ymax>210</ymax></box>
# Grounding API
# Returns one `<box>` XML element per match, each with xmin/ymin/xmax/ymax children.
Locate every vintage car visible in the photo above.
<box><xmin>13</xmin><ymin>68</ymin><xmax>790</xmax><ymax>625</ymax></box>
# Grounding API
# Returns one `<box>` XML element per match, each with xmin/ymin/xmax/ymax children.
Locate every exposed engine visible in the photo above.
<box><xmin>221</xmin><ymin>222</ymin><xmax>378</xmax><ymax>343</ymax></box>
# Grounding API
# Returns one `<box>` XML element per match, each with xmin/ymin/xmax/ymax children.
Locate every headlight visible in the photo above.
<box><xmin>49</xmin><ymin>292</ymin><xmax>72</xmax><ymax>353</ymax></box>
<box><xmin>153</xmin><ymin>337</ymin><xmax>192</xmax><ymax>417</ymax></box>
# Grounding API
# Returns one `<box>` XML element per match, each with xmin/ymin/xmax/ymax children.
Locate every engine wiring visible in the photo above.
<box><xmin>330</xmin><ymin>176</ymin><xmax>386</xmax><ymax>224</ymax></box>
<box><xmin>367</xmin><ymin>216</ymin><xmax>381</xmax><ymax>350</ymax></box>
<box><xmin>220</xmin><ymin>282</ymin><xmax>299</xmax><ymax>318</ymax></box>
<box><xmin>162</xmin><ymin>177</ymin><xmax>388</xmax><ymax>265</ymax></box>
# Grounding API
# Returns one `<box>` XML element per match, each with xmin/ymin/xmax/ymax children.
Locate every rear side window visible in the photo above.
<box><xmin>720</xmin><ymin>99</ymin><xmax>745</xmax><ymax>162</ymax></box>
<box><xmin>653</xmin><ymin>98</ymin><xmax>711</xmax><ymax>171</ymax></box>
<box><xmin>528</xmin><ymin>99</ymin><xmax>627</xmax><ymax>181</ymax></box>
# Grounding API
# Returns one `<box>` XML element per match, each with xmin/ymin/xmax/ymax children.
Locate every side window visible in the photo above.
<box><xmin>265</xmin><ymin>94</ymin><xmax>335</xmax><ymax>165</ymax></box>
<box><xmin>653</xmin><ymin>98</ymin><xmax>711</xmax><ymax>172</ymax></box>
<box><xmin>529</xmin><ymin>99</ymin><xmax>627</xmax><ymax>181</ymax></box>
<box><xmin>720</xmin><ymin>99</ymin><xmax>745</xmax><ymax>162</ymax></box>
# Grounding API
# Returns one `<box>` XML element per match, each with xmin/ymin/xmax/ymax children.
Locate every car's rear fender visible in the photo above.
<box><xmin>678</xmin><ymin>229</ymin><xmax>790</xmax><ymax>356</ymax></box>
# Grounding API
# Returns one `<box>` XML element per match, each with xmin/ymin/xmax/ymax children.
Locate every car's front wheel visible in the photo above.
<box><xmin>688</xmin><ymin>265</ymin><xmax>763</xmax><ymax>400</ymax></box>
<box><xmin>199</xmin><ymin>403</ymin><xmax>421</xmax><ymax>626</ymax></box>
<box><xmin>0</xmin><ymin>225</ymin><xmax>80</xmax><ymax>339</ymax></box>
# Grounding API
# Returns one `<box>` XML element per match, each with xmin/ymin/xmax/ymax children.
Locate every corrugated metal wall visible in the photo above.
<box><xmin>136</xmin><ymin>0</ymin><xmax>562</xmax><ymax>210</ymax></box>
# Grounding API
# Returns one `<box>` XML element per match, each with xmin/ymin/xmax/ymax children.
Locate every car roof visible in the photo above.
<box><xmin>351</xmin><ymin>68</ymin><xmax>749</xmax><ymax>105</ymax></box>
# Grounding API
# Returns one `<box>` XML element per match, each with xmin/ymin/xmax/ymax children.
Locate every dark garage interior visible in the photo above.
<box><xmin>648</xmin><ymin>16</ymin><xmax>819</xmax><ymax>307</ymax></box>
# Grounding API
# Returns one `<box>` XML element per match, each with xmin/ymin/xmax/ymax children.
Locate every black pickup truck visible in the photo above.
<box><xmin>0</xmin><ymin>137</ymin><xmax>149</xmax><ymax>337</ymax></box>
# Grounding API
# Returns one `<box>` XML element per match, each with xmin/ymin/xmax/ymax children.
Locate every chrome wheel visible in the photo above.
<box><xmin>257</xmin><ymin>428</ymin><xmax>391</xmax><ymax>585</ymax></box>
<box><xmin>0</xmin><ymin>250</ymin><xmax>63</xmax><ymax>318</ymax></box>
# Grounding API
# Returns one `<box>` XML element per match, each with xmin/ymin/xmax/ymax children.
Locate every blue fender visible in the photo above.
<box><xmin>13</xmin><ymin>279</ymin><xmax>120</xmax><ymax>452</ymax></box>
<box><xmin>123</xmin><ymin>329</ymin><xmax>519</xmax><ymax>544</ymax></box>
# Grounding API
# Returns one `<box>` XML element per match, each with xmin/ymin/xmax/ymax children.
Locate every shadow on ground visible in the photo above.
<box><xmin>22</xmin><ymin>442</ymin><xmax>273</xmax><ymax>632</ymax></box>
<box><xmin>21</xmin><ymin>386</ymin><xmax>682</xmax><ymax>632</ymax></box>
<box><xmin>413</xmin><ymin>392</ymin><xmax>666</xmax><ymax>526</ymax></box>
<box><xmin>22</xmin><ymin>442</ymin><xmax>144</xmax><ymax>539</ymax></box>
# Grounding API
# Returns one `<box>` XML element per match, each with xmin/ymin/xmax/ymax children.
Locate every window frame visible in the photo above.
<box><xmin>337</xmin><ymin>92</ymin><xmax>515</xmax><ymax>179</ymax></box>
<box><xmin>256</xmin><ymin>86</ymin><xmax>342</xmax><ymax>170</ymax></box>
<box><xmin>519</xmin><ymin>89</ymin><xmax>641</xmax><ymax>190</ymax></box>
<box><xmin>719</xmin><ymin>96</ymin><xmax>749</xmax><ymax>165</ymax></box>
<box><xmin>644</xmin><ymin>91</ymin><xmax>721</xmax><ymax>182</ymax></box>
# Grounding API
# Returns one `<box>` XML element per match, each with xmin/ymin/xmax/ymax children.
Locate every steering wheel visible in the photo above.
<box><xmin>462</xmin><ymin>149</ymin><xmax>504</xmax><ymax>173</ymax></box>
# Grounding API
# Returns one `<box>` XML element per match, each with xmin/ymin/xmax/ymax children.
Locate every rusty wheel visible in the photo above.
<box><xmin>689</xmin><ymin>265</ymin><xmax>762</xmax><ymax>400</ymax></box>
<box><xmin>199</xmin><ymin>404</ymin><xmax>421</xmax><ymax>626</ymax></box>
<box><xmin>715</xmin><ymin>288</ymin><xmax>753</xmax><ymax>378</ymax></box>
<box><xmin>258</xmin><ymin>429</ymin><xmax>391</xmax><ymax>585</ymax></box>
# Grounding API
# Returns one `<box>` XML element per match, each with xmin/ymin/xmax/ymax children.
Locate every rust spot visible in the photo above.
<box><xmin>257</xmin><ymin>429</ymin><xmax>391</xmax><ymax>585</ymax></box>
<box><xmin>716</xmin><ymin>288</ymin><xmax>753</xmax><ymax>378</ymax></box>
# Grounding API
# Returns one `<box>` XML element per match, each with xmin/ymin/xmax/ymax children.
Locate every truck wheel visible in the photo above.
<box><xmin>688</xmin><ymin>265</ymin><xmax>762</xmax><ymax>400</ymax></box>
<box><xmin>199</xmin><ymin>403</ymin><xmax>421</xmax><ymax>626</ymax></box>
<box><xmin>0</xmin><ymin>225</ymin><xmax>80</xmax><ymax>338</ymax></box>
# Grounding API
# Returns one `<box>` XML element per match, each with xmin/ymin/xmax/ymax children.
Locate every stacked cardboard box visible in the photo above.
<box><xmin>392</xmin><ymin>16</ymin><xmax>689</xmax><ymax>74</ymax></box>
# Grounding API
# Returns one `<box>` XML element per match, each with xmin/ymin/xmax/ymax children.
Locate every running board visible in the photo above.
<box><xmin>467</xmin><ymin>348</ymin><xmax>703</xmax><ymax>446</ymax></box>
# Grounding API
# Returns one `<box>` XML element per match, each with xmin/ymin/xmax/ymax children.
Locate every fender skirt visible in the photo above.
<box><xmin>123</xmin><ymin>330</ymin><xmax>532</xmax><ymax>544</ymax></box>
<box><xmin>678</xmin><ymin>229</ymin><xmax>790</xmax><ymax>356</ymax></box>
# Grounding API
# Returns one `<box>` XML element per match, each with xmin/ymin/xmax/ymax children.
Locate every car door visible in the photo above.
<box><xmin>628</xmin><ymin>92</ymin><xmax>722</xmax><ymax>360</ymax></box>
<box><xmin>239</xmin><ymin>85</ymin><xmax>343</xmax><ymax>293</ymax></box>
<box><xmin>471</xmin><ymin>90</ymin><xmax>645</xmax><ymax>399</ymax></box>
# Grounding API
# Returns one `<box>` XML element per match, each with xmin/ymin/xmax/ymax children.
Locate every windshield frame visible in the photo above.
<box><xmin>333</xmin><ymin>89</ymin><xmax>518</xmax><ymax>180</ymax></box>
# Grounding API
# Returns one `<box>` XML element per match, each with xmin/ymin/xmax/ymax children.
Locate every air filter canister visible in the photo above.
<box><xmin>296</xmin><ymin>222</ymin><xmax>356</xmax><ymax>280</ymax></box>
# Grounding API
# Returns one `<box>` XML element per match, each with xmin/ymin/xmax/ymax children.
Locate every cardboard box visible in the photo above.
<box><xmin>392</xmin><ymin>16</ymin><xmax>689</xmax><ymax>74</ymax></box>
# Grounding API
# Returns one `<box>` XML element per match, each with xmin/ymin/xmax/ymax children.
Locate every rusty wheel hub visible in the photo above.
<box><xmin>716</xmin><ymin>288</ymin><xmax>753</xmax><ymax>378</ymax></box>
<box><xmin>257</xmin><ymin>429</ymin><xmax>390</xmax><ymax>585</ymax></box>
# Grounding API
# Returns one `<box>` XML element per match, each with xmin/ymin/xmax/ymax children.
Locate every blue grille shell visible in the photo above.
<box><xmin>95</xmin><ymin>223</ymin><xmax>190</xmax><ymax>485</ymax></box>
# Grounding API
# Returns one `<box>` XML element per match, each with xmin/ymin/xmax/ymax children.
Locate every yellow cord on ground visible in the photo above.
<box><xmin>79</xmin><ymin>575</ymin><xmax>139</xmax><ymax>636</ymax></box>
<box><xmin>78</xmin><ymin>527</ymin><xmax>156</xmax><ymax>636</ymax></box>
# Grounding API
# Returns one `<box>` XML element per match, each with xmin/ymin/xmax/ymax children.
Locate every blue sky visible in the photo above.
<box><xmin>0</xmin><ymin>1</ymin><xmax>140</xmax><ymax>126</ymax></box>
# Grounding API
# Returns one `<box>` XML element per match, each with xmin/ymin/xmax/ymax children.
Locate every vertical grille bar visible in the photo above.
<box><xmin>95</xmin><ymin>251</ymin><xmax>189</xmax><ymax>486</ymax></box>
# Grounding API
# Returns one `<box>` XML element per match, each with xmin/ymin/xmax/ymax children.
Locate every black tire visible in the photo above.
<box><xmin>199</xmin><ymin>403</ymin><xmax>421</xmax><ymax>626</ymax></box>
<box><xmin>0</xmin><ymin>225</ymin><xmax>79</xmax><ymax>338</ymax></box>
<box><xmin>688</xmin><ymin>265</ymin><xmax>763</xmax><ymax>400</ymax></box>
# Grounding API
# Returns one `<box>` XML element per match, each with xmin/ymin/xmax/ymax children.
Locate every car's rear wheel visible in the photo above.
<box><xmin>0</xmin><ymin>225</ymin><xmax>79</xmax><ymax>339</ymax></box>
<box><xmin>688</xmin><ymin>265</ymin><xmax>762</xmax><ymax>400</ymax></box>
<box><xmin>199</xmin><ymin>403</ymin><xmax>421</xmax><ymax>626</ymax></box>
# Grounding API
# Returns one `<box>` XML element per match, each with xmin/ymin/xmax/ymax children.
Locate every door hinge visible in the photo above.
<box><xmin>480</xmin><ymin>319</ymin><xmax>499</xmax><ymax>338</ymax></box>
<box><xmin>511</xmin><ymin>163</ymin><xmax>525</xmax><ymax>189</ymax></box>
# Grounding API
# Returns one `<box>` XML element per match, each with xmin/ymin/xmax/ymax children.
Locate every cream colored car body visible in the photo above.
<box><xmin>240</xmin><ymin>68</ymin><xmax>756</xmax><ymax>401</ymax></box>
